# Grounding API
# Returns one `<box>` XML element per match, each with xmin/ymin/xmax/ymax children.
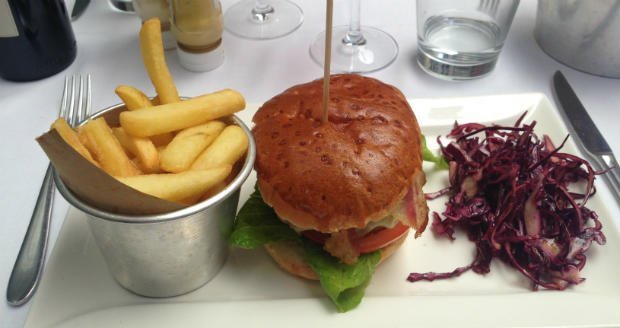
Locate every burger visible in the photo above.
<box><xmin>230</xmin><ymin>74</ymin><xmax>428</xmax><ymax>312</ymax></box>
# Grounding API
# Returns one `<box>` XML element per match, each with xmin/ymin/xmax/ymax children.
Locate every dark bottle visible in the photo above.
<box><xmin>0</xmin><ymin>0</ymin><xmax>77</xmax><ymax>82</ymax></box>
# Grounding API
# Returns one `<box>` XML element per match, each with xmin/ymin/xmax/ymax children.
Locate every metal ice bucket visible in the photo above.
<box><xmin>535</xmin><ymin>0</ymin><xmax>620</xmax><ymax>78</ymax></box>
<box><xmin>54</xmin><ymin>103</ymin><xmax>256</xmax><ymax>297</ymax></box>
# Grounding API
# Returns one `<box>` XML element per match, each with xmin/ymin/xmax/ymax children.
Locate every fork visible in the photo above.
<box><xmin>6</xmin><ymin>75</ymin><xmax>91</xmax><ymax>306</ymax></box>
<box><xmin>478</xmin><ymin>0</ymin><xmax>499</xmax><ymax>17</ymax></box>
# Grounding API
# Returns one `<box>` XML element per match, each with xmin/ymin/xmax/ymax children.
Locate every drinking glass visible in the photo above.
<box><xmin>310</xmin><ymin>0</ymin><xmax>398</xmax><ymax>73</ymax></box>
<box><xmin>416</xmin><ymin>0</ymin><xmax>519</xmax><ymax>80</ymax></box>
<box><xmin>224</xmin><ymin>0</ymin><xmax>303</xmax><ymax>39</ymax></box>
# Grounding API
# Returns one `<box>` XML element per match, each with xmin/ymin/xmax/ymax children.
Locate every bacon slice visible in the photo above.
<box><xmin>393</xmin><ymin>173</ymin><xmax>429</xmax><ymax>237</ymax></box>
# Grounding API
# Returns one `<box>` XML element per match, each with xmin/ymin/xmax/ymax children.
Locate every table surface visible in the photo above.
<box><xmin>2</xmin><ymin>1</ymin><xmax>619</xmax><ymax>327</ymax></box>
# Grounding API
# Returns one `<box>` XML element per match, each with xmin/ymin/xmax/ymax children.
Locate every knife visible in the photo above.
<box><xmin>552</xmin><ymin>71</ymin><xmax>620</xmax><ymax>204</ymax></box>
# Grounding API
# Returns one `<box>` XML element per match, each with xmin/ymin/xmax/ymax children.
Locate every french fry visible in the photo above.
<box><xmin>177</xmin><ymin>197</ymin><xmax>201</xmax><ymax>206</ymax></box>
<box><xmin>150</xmin><ymin>132</ymin><xmax>174</xmax><ymax>147</ymax></box>
<box><xmin>191</xmin><ymin>125</ymin><xmax>249</xmax><ymax>170</ymax></box>
<box><xmin>112</xmin><ymin>127</ymin><xmax>160</xmax><ymax>173</ymax></box>
<box><xmin>160</xmin><ymin>121</ymin><xmax>226</xmax><ymax>173</ymax></box>
<box><xmin>140</xmin><ymin>18</ymin><xmax>179</xmax><ymax>104</ymax></box>
<box><xmin>130</xmin><ymin>157</ymin><xmax>141</xmax><ymax>170</ymax></box>
<box><xmin>114</xmin><ymin>85</ymin><xmax>175</xmax><ymax>145</ymax></box>
<box><xmin>200</xmin><ymin>181</ymin><xmax>228</xmax><ymax>201</ymax></box>
<box><xmin>116</xmin><ymin>165</ymin><xmax>232</xmax><ymax>203</ymax></box>
<box><xmin>51</xmin><ymin>118</ymin><xmax>98</xmax><ymax>166</ymax></box>
<box><xmin>77</xmin><ymin>127</ymin><xmax>92</xmax><ymax>155</ymax></box>
<box><xmin>119</xmin><ymin>89</ymin><xmax>245</xmax><ymax>137</ymax></box>
<box><xmin>81</xmin><ymin>118</ymin><xmax>141</xmax><ymax>177</ymax></box>
<box><xmin>115</xmin><ymin>85</ymin><xmax>153</xmax><ymax>110</ymax></box>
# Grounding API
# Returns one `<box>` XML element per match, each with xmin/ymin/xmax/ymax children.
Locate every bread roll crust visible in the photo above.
<box><xmin>253</xmin><ymin>74</ymin><xmax>424</xmax><ymax>232</ymax></box>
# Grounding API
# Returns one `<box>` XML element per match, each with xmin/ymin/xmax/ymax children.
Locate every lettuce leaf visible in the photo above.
<box><xmin>303</xmin><ymin>240</ymin><xmax>380</xmax><ymax>312</ymax></box>
<box><xmin>422</xmin><ymin>134</ymin><xmax>448</xmax><ymax>169</ymax></box>
<box><xmin>229</xmin><ymin>188</ymin><xmax>298</xmax><ymax>249</ymax></box>
<box><xmin>230</xmin><ymin>188</ymin><xmax>380</xmax><ymax>312</ymax></box>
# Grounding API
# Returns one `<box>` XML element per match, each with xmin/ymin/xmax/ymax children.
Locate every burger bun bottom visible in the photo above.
<box><xmin>264</xmin><ymin>231</ymin><xmax>409</xmax><ymax>280</ymax></box>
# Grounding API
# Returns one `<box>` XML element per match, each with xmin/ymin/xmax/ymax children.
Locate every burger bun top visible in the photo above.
<box><xmin>253</xmin><ymin>74</ymin><xmax>423</xmax><ymax>232</ymax></box>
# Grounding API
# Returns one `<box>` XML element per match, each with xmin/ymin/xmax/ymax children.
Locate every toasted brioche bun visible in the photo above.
<box><xmin>253</xmin><ymin>74</ymin><xmax>424</xmax><ymax>233</ymax></box>
<box><xmin>265</xmin><ymin>232</ymin><xmax>409</xmax><ymax>280</ymax></box>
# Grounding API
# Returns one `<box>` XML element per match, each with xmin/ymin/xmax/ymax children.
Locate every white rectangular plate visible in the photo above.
<box><xmin>25</xmin><ymin>94</ymin><xmax>620</xmax><ymax>328</ymax></box>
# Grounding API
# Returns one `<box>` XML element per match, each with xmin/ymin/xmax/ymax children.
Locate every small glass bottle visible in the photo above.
<box><xmin>133</xmin><ymin>0</ymin><xmax>176</xmax><ymax>50</ymax></box>
<box><xmin>170</xmin><ymin>0</ymin><xmax>225</xmax><ymax>71</ymax></box>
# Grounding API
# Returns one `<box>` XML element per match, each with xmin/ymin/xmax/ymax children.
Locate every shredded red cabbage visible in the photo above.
<box><xmin>409</xmin><ymin>113</ymin><xmax>606</xmax><ymax>290</ymax></box>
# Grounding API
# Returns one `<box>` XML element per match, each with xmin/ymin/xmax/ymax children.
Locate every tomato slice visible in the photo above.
<box><xmin>353</xmin><ymin>222</ymin><xmax>409</xmax><ymax>254</ymax></box>
<box><xmin>301</xmin><ymin>222</ymin><xmax>409</xmax><ymax>254</ymax></box>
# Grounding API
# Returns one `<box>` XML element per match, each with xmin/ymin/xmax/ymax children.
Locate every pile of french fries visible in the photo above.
<box><xmin>51</xmin><ymin>18</ymin><xmax>248</xmax><ymax>205</ymax></box>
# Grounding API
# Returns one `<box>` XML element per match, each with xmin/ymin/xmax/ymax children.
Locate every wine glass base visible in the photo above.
<box><xmin>310</xmin><ymin>25</ymin><xmax>399</xmax><ymax>73</ymax></box>
<box><xmin>224</xmin><ymin>0</ymin><xmax>304</xmax><ymax>40</ymax></box>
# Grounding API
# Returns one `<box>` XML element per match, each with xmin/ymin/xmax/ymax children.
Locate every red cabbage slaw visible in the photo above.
<box><xmin>409</xmin><ymin>113</ymin><xmax>606</xmax><ymax>290</ymax></box>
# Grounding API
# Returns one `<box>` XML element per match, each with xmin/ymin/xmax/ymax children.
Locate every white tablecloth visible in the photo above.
<box><xmin>1</xmin><ymin>1</ymin><xmax>619</xmax><ymax>327</ymax></box>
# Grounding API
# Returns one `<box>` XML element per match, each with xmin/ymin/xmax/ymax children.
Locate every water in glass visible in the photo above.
<box><xmin>418</xmin><ymin>16</ymin><xmax>503</xmax><ymax>80</ymax></box>
<box><xmin>416</xmin><ymin>0</ymin><xmax>519</xmax><ymax>80</ymax></box>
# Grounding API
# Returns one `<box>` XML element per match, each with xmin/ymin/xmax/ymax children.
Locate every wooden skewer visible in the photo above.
<box><xmin>322</xmin><ymin>0</ymin><xmax>334</xmax><ymax>124</ymax></box>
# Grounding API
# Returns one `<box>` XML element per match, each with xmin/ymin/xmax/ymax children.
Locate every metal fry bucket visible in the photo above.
<box><xmin>54</xmin><ymin>103</ymin><xmax>255</xmax><ymax>297</ymax></box>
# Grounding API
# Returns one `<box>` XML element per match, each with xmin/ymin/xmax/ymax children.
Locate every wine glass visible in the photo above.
<box><xmin>310</xmin><ymin>0</ymin><xmax>398</xmax><ymax>73</ymax></box>
<box><xmin>224</xmin><ymin>0</ymin><xmax>303</xmax><ymax>39</ymax></box>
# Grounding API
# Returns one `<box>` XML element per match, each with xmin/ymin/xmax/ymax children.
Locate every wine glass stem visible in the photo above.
<box><xmin>343</xmin><ymin>0</ymin><xmax>366</xmax><ymax>46</ymax></box>
<box><xmin>252</xmin><ymin>0</ymin><xmax>275</xmax><ymax>22</ymax></box>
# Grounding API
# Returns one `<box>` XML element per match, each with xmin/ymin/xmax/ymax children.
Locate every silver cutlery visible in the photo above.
<box><xmin>478</xmin><ymin>0</ymin><xmax>499</xmax><ymax>16</ymax></box>
<box><xmin>552</xmin><ymin>71</ymin><xmax>620</xmax><ymax>204</ymax></box>
<box><xmin>6</xmin><ymin>75</ymin><xmax>92</xmax><ymax>306</ymax></box>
